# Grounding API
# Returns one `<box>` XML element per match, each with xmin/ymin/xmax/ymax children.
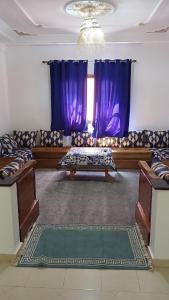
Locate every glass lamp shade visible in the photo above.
<box><xmin>77</xmin><ymin>16</ymin><xmax>105</xmax><ymax>45</ymax></box>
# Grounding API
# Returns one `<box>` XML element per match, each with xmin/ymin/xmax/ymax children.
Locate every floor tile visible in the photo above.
<box><xmin>137</xmin><ymin>269</ymin><xmax>169</xmax><ymax>294</ymax></box>
<box><xmin>0</xmin><ymin>265</ymin><xmax>32</xmax><ymax>287</ymax></box>
<box><xmin>0</xmin><ymin>286</ymin><xmax>14</xmax><ymax>299</ymax></box>
<box><xmin>25</xmin><ymin>267</ymin><xmax>66</xmax><ymax>288</ymax></box>
<box><xmin>157</xmin><ymin>267</ymin><xmax>169</xmax><ymax>284</ymax></box>
<box><xmin>101</xmin><ymin>270</ymin><xmax>140</xmax><ymax>292</ymax></box>
<box><xmin>60</xmin><ymin>289</ymin><xmax>117</xmax><ymax>300</ymax></box>
<box><xmin>1</xmin><ymin>286</ymin><xmax>64</xmax><ymax>300</ymax></box>
<box><xmin>116</xmin><ymin>291</ymin><xmax>169</xmax><ymax>300</ymax></box>
<box><xmin>64</xmin><ymin>269</ymin><xmax>101</xmax><ymax>290</ymax></box>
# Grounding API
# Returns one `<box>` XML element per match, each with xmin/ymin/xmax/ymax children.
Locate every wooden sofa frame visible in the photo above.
<box><xmin>32</xmin><ymin>147</ymin><xmax>152</xmax><ymax>169</ymax></box>
<box><xmin>136</xmin><ymin>160</ymin><xmax>169</xmax><ymax>246</ymax></box>
<box><xmin>0</xmin><ymin>160</ymin><xmax>39</xmax><ymax>242</ymax></box>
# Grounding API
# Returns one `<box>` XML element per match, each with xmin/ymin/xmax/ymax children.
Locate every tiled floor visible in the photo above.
<box><xmin>0</xmin><ymin>262</ymin><xmax>169</xmax><ymax>299</ymax></box>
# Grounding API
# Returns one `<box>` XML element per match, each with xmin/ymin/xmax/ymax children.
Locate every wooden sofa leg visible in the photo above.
<box><xmin>70</xmin><ymin>170</ymin><xmax>76</xmax><ymax>180</ymax></box>
<box><xmin>105</xmin><ymin>169</ymin><xmax>109</xmax><ymax>179</ymax></box>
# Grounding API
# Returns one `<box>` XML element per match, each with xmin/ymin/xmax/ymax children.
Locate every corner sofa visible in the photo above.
<box><xmin>135</xmin><ymin>159</ymin><xmax>169</xmax><ymax>254</ymax></box>
<box><xmin>1</xmin><ymin>129</ymin><xmax>169</xmax><ymax>174</ymax></box>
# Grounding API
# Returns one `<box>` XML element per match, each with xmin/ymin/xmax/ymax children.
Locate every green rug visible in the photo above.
<box><xmin>18</xmin><ymin>224</ymin><xmax>152</xmax><ymax>269</ymax></box>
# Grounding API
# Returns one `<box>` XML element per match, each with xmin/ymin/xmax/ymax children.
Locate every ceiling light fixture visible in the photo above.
<box><xmin>65</xmin><ymin>0</ymin><xmax>115</xmax><ymax>45</ymax></box>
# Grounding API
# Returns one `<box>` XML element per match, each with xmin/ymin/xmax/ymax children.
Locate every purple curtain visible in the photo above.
<box><xmin>50</xmin><ymin>60</ymin><xmax>88</xmax><ymax>135</ymax></box>
<box><xmin>93</xmin><ymin>59</ymin><xmax>131</xmax><ymax>138</ymax></box>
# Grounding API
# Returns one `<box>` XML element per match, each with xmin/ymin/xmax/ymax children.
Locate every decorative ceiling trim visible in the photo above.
<box><xmin>145</xmin><ymin>0</ymin><xmax>164</xmax><ymax>23</ymax></box>
<box><xmin>147</xmin><ymin>26</ymin><xmax>169</xmax><ymax>33</ymax></box>
<box><xmin>0</xmin><ymin>18</ymin><xmax>18</xmax><ymax>42</ymax></box>
<box><xmin>13</xmin><ymin>0</ymin><xmax>41</xmax><ymax>26</ymax></box>
<box><xmin>13</xmin><ymin>29</ymin><xmax>37</xmax><ymax>36</ymax></box>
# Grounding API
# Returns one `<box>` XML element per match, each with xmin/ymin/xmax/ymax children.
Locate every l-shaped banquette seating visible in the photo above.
<box><xmin>1</xmin><ymin>129</ymin><xmax>169</xmax><ymax>176</ymax></box>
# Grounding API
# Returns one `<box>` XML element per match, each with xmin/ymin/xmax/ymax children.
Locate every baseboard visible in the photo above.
<box><xmin>0</xmin><ymin>254</ymin><xmax>17</xmax><ymax>262</ymax></box>
<box><xmin>0</xmin><ymin>242</ymin><xmax>22</xmax><ymax>263</ymax></box>
<box><xmin>152</xmin><ymin>259</ymin><xmax>169</xmax><ymax>267</ymax></box>
<box><xmin>148</xmin><ymin>246</ymin><xmax>169</xmax><ymax>267</ymax></box>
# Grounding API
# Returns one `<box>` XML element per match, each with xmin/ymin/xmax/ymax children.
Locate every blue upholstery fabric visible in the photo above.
<box><xmin>151</xmin><ymin>148</ymin><xmax>169</xmax><ymax>163</ymax></box>
<box><xmin>1</xmin><ymin>134</ymin><xmax>18</xmax><ymax>155</ymax></box>
<box><xmin>120</xmin><ymin>131</ymin><xmax>144</xmax><ymax>147</ymax></box>
<box><xmin>40</xmin><ymin>130</ymin><xmax>63</xmax><ymax>147</ymax></box>
<box><xmin>0</xmin><ymin>157</ymin><xmax>25</xmax><ymax>178</ymax></box>
<box><xmin>3</xmin><ymin>148</ymin><xmax>32</xmax><ymax>161</ymax></box>
<box><xmin>143</xmin><ymin>130</ymin><xmax>169</xmax><ymax>148</ymax></box>
<box><xmin>0</xmin><ymin>139</ymin><xmax>5</xmax><ymax>156</ymax></box>
<box><xmin>13</xmin><ymin>131</ymin><xmax>37</xmax><ymax>148</ymax></box>
<box><xmin>71</xmin><ymin>132</ymin><xmax>95</xmax><ymax>147</ymax></box>
<box><xmin>151</xmin><ymin>161</ymin><xmax>169</xmax><ymax>182</ymax></box>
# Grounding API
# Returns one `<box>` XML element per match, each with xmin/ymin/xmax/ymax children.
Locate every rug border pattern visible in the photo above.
<box><xmin>18</xmin><ymin>224</ymin><xmax>152</xmax><ymax>269</ymax></box>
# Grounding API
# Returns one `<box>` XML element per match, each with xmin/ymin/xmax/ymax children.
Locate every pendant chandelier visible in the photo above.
<box><xmin>65</xmin><ymin>0</ymin><xmax>115</xmax><ymax>45</ymax></box>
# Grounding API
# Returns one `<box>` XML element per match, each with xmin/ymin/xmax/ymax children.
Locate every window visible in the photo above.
<box><xmin>86</xmin><ymin>75</ymin><xmax>94</xmax><ymax>133</ymax></box>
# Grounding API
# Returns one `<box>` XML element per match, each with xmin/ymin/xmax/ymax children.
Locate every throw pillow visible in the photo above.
<box><xmin>13</xmin><ymin>130</ymin><xmax>37</xmax><ymax>148</ymax></box>
<box><xmin>40</xmin><ymin>130</ymin><xmax>63</xmax><ymax>147</ymax></box>
<box><xmin>151</xmin><ymin>161</ymin><xmax>169</xmax><ymax>182</ymax></box>
<box><xmin>97</xmin><ymin>137</ymin><xmax>120</xmax><ymax>147</ymax></box>
<box><xmin>0</xmin><ymin>157</ymin><xmax>25</xmax><ymax>179</ymax></box>
<box><xmin>1</xmin><ymin>134</ymin><xmax>18</xmax><ymax>155</ymax></box>
<box><xmin>120</xmin><ymin>131</ymin><xmax>144</xmax><ymax>147</ymax></box>
<box><xmin>71</xmin><ymin>131</ymin><xmax>94</xmax><ymax>147</ymax></box>
<box><xmin>143</xmin><ymin>130</ymin><xmax>169</xmax><ymax>148</ymax></box>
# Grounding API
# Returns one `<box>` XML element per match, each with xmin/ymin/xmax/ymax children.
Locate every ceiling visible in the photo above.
<box><xmin>0</xmin><ymin>0</ymin><xmax>169</xmax><ymax>45</ymax></box>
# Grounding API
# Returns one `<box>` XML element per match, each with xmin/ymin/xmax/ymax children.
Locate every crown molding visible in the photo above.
<box><xmin>0</xmin><ymin>18</ymin><xmax>18</xmax><ymax>43</ymax></box>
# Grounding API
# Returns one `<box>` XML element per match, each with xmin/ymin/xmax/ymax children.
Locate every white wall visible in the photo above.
<box><xmin>0</xmin><ymin>44</ymin><xmax>11</xmax><ymax>135</ymax></box>
<box><xmin>6</xmin><ymin>43</ymin><xmax>169</xmax><ymax>131</ymax></box>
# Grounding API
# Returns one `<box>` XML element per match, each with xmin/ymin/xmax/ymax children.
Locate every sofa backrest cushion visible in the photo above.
<box><xmin>39</xmin><ymin>130</ymin><xmax>64</xmax><ymax>147</ymax></box>
<box><xmin>1</xmin><ymin>134</ymin><xmax>18</xmax><ymax>155</ymax></box>
<box><xmin>120</xmin><ymin>131</ymin><xmax>144</xmax><ymax>147</ymax></box>
<box><xmin>143</xmin><ymin>130</ymin><xmax>169</xmax><ymax>148</ymax></box>
<box><xmin>71</xmin><ymin>131</ymin><xmax>95</xmax><ymax>147</ymax></box>
<box><xmin>0</xmin><ymin>139</ymin><xmax>5</xmax><ymax>156</ymax></box>
<box><xmin>151</xmin><ymin>161</ymin><xmax>169</xmax><ymax>182</ymax></box>
<box><xmin>97</xmin><ymin>131</ymin><xmax>144</xmax><ymax>148</ymax></box>
<box><xmin>0</xmin><ymin>157</ymin><xmax>25</xmax><ymax>178</ymax></box>
<box><xmin>97</xmin><ymin>137</ymin><xmax>120</xmax><ymax>147</ymax></box>
<box><xmin>13</xmin><ymin>131</ymin><xmax>37</xmax><ymax>148</ymax></box>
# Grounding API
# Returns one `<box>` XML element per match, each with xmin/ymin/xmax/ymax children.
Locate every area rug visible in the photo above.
<box><xmin>18</xmin><ymin>224</ymin><xmax>152</xmax><ymax>270</ymax></box>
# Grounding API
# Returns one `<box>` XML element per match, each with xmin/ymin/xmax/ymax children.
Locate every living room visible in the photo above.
<box><xmin>0</xmin><ymin>1</ymin><xmax>169</xmax><ymax>299</ymax></box>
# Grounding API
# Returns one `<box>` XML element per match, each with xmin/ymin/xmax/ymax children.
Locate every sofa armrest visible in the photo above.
<box><xmin>138</xmin><ymin>160</ymin><xmax>160</xmax><ymax>180</ymax></box>
<box><xmin>138</xmin><ymin>160</ymin><xmax>169</xmax><ymax>189</ymax></box>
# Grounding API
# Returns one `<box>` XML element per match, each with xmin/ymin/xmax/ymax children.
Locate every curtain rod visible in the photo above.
<box><xmin>42</xmin><ymin>59</ymin><xmax>136</xmax><ymax>64</ymax></box>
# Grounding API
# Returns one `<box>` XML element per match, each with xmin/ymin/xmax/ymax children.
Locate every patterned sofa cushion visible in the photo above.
<box><xmin>151</xmin><ymin>148</ymin><xmax>169</xmax><ymax>163</ymax></box>
<box><xmin>0</xmin><ymin>157</ymin><xmax>25</xmax><ymax>179</ymax></box>
<box><xmin>97</xmin><ymin>137</ymin><xmax>120</xmax><ymax>147</ymax></box>
<box><xmin>120</xmin><ymin>131</ymin><xmax>144</xmax><ymax>147</ymax></box>
<box><xmin>97</xmin><ymin>131</ymin><xmax>143</xmax><ymax>148</ymax></box>
<box><xmin>3</xmin><ymin>148</ymin><xmax>32</xmax><ymax>161</ymax></box>
<box><xmin>40</xmin><ymin>130</ymin><xmax>63</xmax><ymax>147</ymax></box>
<box><xmin>1</xmin><ymin>134</ymin><xmax>18</xmax><ymax>155</ymax></box>
<box><xmin>151</xmin><ymin>161</ymin><xmax>169</xmax><ymax>182</ymax></box>
<box><xmin>13</xmin><ymin>131</ymin><xmax>37</xmax><ymax>148</ymax></box>
<box><xmin>71</xmin><ymin>131</ymin><xmax>95</xmax><ymax>147</ymax></box>
<box><xmin>143</xmin><ymin>130</ymin><xmax>169</xmax><ymax>148</ymax></box>
<box><xmin>0</xmin><ymin>139</ymin><xmax>5</xmax><ymax>156</ymax></box>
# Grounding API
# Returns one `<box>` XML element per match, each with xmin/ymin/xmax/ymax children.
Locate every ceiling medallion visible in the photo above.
<box><xmin>65</xmin><ymin>0</ymin><xmax>115</xmax><ymax>45</ymax></box>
